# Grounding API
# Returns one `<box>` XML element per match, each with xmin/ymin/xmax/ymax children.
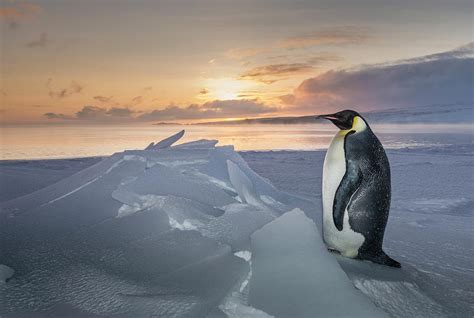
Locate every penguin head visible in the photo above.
<box><xmin>317</xmin><ymin>110</ymin><xmax>363</xmax><ymax>130</ymax></box>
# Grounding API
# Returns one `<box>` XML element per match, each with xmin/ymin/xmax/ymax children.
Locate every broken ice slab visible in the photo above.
<box><xmin>173</xmin><ymin>139</ymin><xmax>219</xmax><ymax>149</ymax></box>
<box><xmin>149</xmin><ymin>129</ymin><xmax>185</xmax><ymax>150</ymax></box>
<box><xmin>200</xmin><ymin>203</ymin><xmax>275</xmax><ymax>250</ymax></box>
<box><xmin>248</xmin><ymin>209</ymin><xmax>388</xmax><ymax>318</ymax></box>
<box><xmin>0</xmin><ymin>132</ymin><xmax>312</xmax><ymax>317</ymax></box>
<box><xmin>114</xmin><ymin>163</ymin><xmax>237</xmax><ymax>208</ymax></box>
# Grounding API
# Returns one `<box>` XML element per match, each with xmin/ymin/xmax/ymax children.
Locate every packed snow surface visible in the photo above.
<box><xmin>1</xmin><ymin>131</ymin><xmax>472</xmax><ymax>317</ymax></box>
<box><xmin>0</xmin><ymin>265</ymin><xmax>14</xmax><ymax>283</ymax></box>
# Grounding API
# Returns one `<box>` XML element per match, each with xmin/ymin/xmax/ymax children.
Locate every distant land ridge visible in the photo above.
<box><xmin>153</xmin><ymin>103</ymin><xmax>473</xmax><ymax>126</ymax></box>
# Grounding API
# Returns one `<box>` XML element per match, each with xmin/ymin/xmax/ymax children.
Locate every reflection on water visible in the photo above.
<box><xmin>0</xmin><ymin>124</ymin><xmax>472</xmax><ymax>160</ymax></box>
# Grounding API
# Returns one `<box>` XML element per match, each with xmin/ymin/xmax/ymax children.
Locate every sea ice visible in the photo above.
<box><xmin>0</xmin><ymin>133</ymin><xmax>307</xmax><ymax>317</ymax></box>
<box><xmin>248</xmin><ymin>209</ymin><xmax>388</xmax><ymax>318</ymax></box>
<box><xmin>149</xmin><ymin>129</ymin><xmax>185</xmax><ymax>149</ymax></box>
<box><xmin>3</xmin><ymin>131</ymin><xmax>467</xmax><ymax>317</ymax></box>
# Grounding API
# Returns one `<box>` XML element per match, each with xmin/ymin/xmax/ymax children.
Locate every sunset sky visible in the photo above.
<box><xmin>1</xmin><ymin>0</ymin><xmax>473</xmax><ymax>124</ymax></box>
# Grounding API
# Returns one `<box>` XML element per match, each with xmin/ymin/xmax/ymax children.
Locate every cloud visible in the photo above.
<box><xmin>44</xmin><ymin>112</ymin><xmax>74</xmax><ymax>120</ymax></box>
<box><xmin>26</xmin><ymin>32</ymin><xmax>48</xmax><ymax>48</ymax></box>
<box><xmin>278</xmin><ymin>94</ymin><xmax>296</xmax><ymax>105</ymax></box>
<box><xmin>93</xmin><ymin>95</ymin><xmax>113</xmax><ymax>103</ymax></box>
<box><xmin>131</xmin><ymin>96</ymin><xmax>143</xmax><ymax>104</ymax></box>
<box><xmin>239</xmin><ymin>63</ymin><xmax>314</xmax><ymax>84</ymax></box>
<box><xmin>107</xmin><ymin>107</ymin><xmax>136</xmax><ymax>117</ymax></box>
<box><xmin>0</xmin><ymin>2</ymin><xmax>41</xmax><ymax>21</ymax></box>
<box><xmin>307</xmin><ymin>53</ymin><xmax>343</xmax><ymax>65</ymax></box>
<box><xmin>279</xmin><ymin>26</ymin><xmax>372</xmax><ymax>49</ymax></box>
<box><xmin>383</xmin><ymin>42</ymin><xmax>474</xmax><ymax>66</ymax></box>
<box><xmin>292</xmin><ymin>43</ymin><xmax>474</xmax><ymax>113</ymax></box>
<box><xmin>138</xmin><ymin>99</ymin><xmax>278</xmax><ymax>121</ymax></box>
<box><xmin>45</xmin><ymin>106</ymin><xmax>136</xmax><ymax>122</ymax></box>
<box><xmin>46</xmin><ymin>79</ymin><xmax>84</xmax><ymax>99</ymax></box>
<box><xmin>75</xmin><ymin>106</ymin><xmax>108</xmax><ymax>119</ymax></box>
<box><xmin>44</xmin><ymin>100</ymin><xmax>276</xmax><ymax>123</ymax></box>
<box><xmin>225</xmin><ymin>47</ymin><xmax>266</xmax><ymax>60</ymax></box>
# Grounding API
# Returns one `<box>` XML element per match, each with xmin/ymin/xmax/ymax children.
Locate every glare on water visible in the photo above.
<box><xmin>0</xmin><ymin>123</ymin><xmax>471</xmax><ymax>160</ymax></box>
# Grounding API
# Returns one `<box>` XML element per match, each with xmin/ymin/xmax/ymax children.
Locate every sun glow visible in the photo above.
<box><xmin>216</xmin><ymin>91</ymin><xmax>238</xmax><ymax>100</ymax></box>
<box><xmin>204</xmin><ymin>78</ymin><xmax>256</xmax><ymax>101</ymax></box>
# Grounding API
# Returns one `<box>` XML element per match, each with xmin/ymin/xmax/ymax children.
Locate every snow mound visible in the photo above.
<box><xmin>0</xmin><ymin>132</ymin><xmax>312</xmax><ymax>317</ymax></box>
<box><xmin>248</xmin><ymin>209</ymin><xmax>388</xmax><ymax>318</ymax></box>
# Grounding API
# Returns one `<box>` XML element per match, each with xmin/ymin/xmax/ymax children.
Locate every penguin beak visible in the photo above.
<box><xmin>316</xmin><ymin>114</ymin><xmax>339</xmax><ymax>121</ymax></box>
<box><xmin>316</xmin><ymin>113</ymin><xmax>351</xmax><ymax>130</ymax></box>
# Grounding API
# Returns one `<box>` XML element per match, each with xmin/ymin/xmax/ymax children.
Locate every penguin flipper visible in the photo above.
<box><xmin>333</xmin><ymin>160</ymin><xmax>362</xmax><ymax>231</ymax></box>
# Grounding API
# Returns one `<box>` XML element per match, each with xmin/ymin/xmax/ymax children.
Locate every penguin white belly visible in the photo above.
<box><xmin>322</xmin><ymin>133</ymin><xmax>365</xmax><ymax>258</ymax></box>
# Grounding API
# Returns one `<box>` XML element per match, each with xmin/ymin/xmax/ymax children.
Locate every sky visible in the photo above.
<box><xmin>0</xmin><ymin>0</ymin><xmax>473</xmax><ymax>124</ymax></box>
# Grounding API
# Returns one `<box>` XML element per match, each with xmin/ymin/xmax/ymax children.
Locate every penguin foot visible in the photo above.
<box><xmin>373</xmin><ymin>252</ymin><xmax>401</xmax><ymax>268</ymax></box>
<box><xmin>359</xmin><ymin>251</ymin><xmax>401</xmax><ymax>268</ymax></box>
<box><xmin>327</xmin><ymin>248</ymin><xmax>340</xmax><ymax>254</ymax></box>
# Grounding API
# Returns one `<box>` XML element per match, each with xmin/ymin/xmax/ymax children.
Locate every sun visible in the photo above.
<box><xmin>216</xmin><ymin>90</ymin><xmax>238</xmax><ymax>100</ymax></box>
<box><xmin>204</xmin><ymin>78</ymin><xmax>252</xmax><ymax>101</ymax></box>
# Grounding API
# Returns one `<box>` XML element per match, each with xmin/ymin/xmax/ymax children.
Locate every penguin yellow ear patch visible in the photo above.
<box><xmin>351</xmin><ymin>116</ymin><xmax>367</xmax><ymax>133</ymax></box>
<box><xmin>352</xmin><ymin>116</ymin><xmax>359</xmax><ymax>129</ymax></box>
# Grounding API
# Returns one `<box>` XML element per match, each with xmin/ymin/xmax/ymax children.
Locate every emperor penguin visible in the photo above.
<box><xmin>318</xmin><ymin>110</ymin><xmax>400</xmax><ymax>268</ymax></box>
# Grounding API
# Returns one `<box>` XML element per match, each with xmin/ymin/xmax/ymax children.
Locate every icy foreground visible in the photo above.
<box><xmin>0</xmin><ymin>134</ymin><xmax>311</xmax><ymax>317</ymax></box>
<box><xmin>0</xmin><ymin>132</ymin><xmax>466</xmax><ymax>317</ymax></box>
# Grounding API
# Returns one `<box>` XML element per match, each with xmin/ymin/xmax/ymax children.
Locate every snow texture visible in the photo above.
<box><xmin>0</xmin><ymin>265</ymin><xmax>14</xmax><ymax>283</ymax></box>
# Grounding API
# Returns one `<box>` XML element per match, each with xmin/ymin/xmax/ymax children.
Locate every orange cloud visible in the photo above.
<box><xmin>93</xmin><ymin>95</ymin><xmax>114</xmax><ymax>103</ymax></box>
<box><xmin>279</xmin><ymin>26</ymin><xmax>372</xmax><ymax>49</ymax></box>
<box><xmin>44</xmin><ymin>100</ymin><xmax>278</xmax><ymax>123</ymax></box>
<box><xmin>225</xmin><ymin>47</ymin><xmax>267</xmax><ymax>60</ymax></box>
<box><xmin>46</xmin><ymin>79</ymin><xmax>84</xmax><ymax>99</ymax></box>
<box><xmin>0</xmin><ymin>2</ymin><xmax>41</xmax><ymax>21</ymax></box>
<box><xmin>239</xmin><ymin>63</ymin><xmax>314</xmax><ymax>84</ymax></box>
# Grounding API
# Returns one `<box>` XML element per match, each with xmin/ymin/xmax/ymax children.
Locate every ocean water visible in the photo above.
<box><xmin>0</xmin><ymin>123</ymin><xmax>472</xmax><ymax>160</ymax></box>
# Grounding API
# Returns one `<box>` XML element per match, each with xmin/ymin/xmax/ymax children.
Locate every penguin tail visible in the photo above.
<box><xmin>374</xmin><ymin>251</ymin><xmax>401</xmax><ymax>268</ymax></box>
